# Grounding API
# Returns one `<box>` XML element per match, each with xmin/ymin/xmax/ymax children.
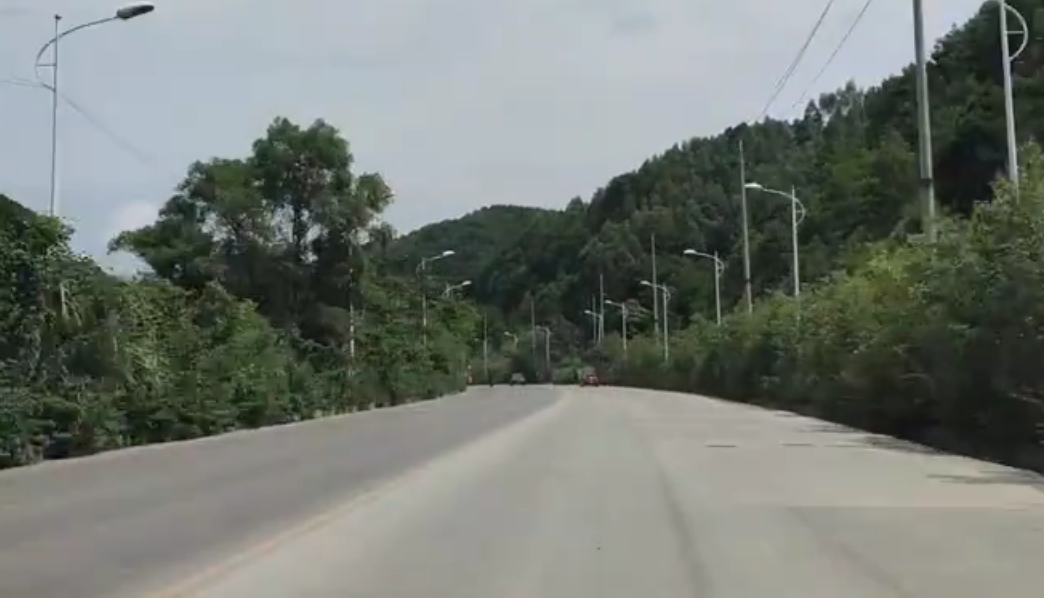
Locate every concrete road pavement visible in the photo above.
<box><xmin>162</xmin><ymin>387</ymin><xmax>1044</xmax><ymax>598</ymax></box>
<box><xmin>4</xmin><ymin>386</ymin><xmax>1044</xmax><ymax>597</ymax></box>
<box><xmin>0</xmin><ymin>387</ymin><xmax>556</xmax><ymax>598</ymax></box>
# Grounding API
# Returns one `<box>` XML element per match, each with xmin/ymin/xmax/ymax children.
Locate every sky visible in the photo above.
<box><xmin>0</xmin><ymin>0</ymin><xmax>985</xmax><ymax>271</ymax></box>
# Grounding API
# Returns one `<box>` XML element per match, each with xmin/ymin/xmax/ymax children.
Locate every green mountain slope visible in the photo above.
<box><xmin>385</xmin><ymin>0</ymin><xmax>1044</xmax><ymax>336</ymax></box>
<box><xmin>380</xmin><ymin>204</ymin><xmax>551</xmax><ymax>286</ymax></box>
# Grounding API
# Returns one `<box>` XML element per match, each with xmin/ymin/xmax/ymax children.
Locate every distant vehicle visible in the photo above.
<box><xmin>510</xmin><ymin>372</ymin><xmax>526</xmax><ymax>385</ymax></box>
<box><xmin>580</xmin><ymin>372</ymin><xmax>600</xmax><ymax>386</ymax></box>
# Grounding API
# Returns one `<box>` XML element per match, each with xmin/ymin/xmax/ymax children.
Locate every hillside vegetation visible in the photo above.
<box><xmin>389</xmin><ymin>1</ymin><xmax>1044</xmax><ymax>466</ymax></box>
<box><xmin>0</xmin><ymin>119</ymin><xmax>479</xmax><ymax>469</ymax></box>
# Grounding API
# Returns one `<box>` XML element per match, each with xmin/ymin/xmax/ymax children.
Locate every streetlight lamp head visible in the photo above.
<box><xmin>460</xmin><ymin>280</ymin><xmax>471</xmax><ymax>287</ymax></box>
<box><xmin>744</xmin><ymin>182</ymin><xmax>762</xmax><ymax>190</ymax></box>
<box><xmin>640</xmin><ymin>280</ymin><xmax>652</xmax><ymax>287</ymax></box>
<box><xmin>441</xmin><ymin>249</ymin><xmax>455</xmax><ymax>257</ymax></box>
<box><xmin>683</xmin><ymin>249</ymin><xmax>696</xmax><ymax>255</ymax></box>
<box><xmin>115</xmin><ymin>2</ymin><xmax>155</xmax><ymax>19</ymax></box>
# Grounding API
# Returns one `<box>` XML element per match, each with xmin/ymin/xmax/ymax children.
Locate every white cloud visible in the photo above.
<box><xmin>0</xmin><ymin>0</ymin><xmax>986</xmax><ymax>259</ymax></box>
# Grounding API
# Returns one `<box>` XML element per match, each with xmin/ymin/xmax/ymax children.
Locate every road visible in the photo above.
<box><xmin>2</xmin><ymin>387</ymin><xmax>1044</xmax><ymax>597</ymax></box>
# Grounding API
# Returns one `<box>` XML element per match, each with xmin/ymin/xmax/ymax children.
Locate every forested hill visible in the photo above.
<box><xmin>384</xmin><ymin>0</ymin><xmax>1044</xmax><ymax>334</ymax></box>
<box><xmin>380</xmin><ymin>205</ymin><xmax>551</xmax><ymax>285</ymax></box>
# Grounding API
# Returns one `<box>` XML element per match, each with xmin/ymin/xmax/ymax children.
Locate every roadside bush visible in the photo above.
<box><xmin>608</xmin><ymin>144</ymin><xmax>1044</xmax><ymax>470</ymax></box>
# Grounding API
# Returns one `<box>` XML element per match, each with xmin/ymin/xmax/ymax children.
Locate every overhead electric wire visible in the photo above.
<box><xmin>2</xmin><ymin>75</ymin><xmax>167</xmax><ymax>175</ymax></box>
<box><xmin>791</xmin><ymin>0</ymin><xmax>877</xmax><ymax>111</ymax></box>
<box><xmin>756</xmin><ymin>0</ymin><xmax>837</xmax><ymax>120</ymax></box>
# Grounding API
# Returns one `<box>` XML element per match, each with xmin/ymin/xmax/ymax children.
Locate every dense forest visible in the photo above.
<box><xmin>5</xmin><ymin>0</ymin><xmax>1044</xmax><ymax>470</ymax></box>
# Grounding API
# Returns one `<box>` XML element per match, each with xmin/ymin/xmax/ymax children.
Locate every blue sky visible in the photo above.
<box><xmin>0</xmin><ymin>0</ymin><xmax>985</xmax><ymax>271</ymax></box>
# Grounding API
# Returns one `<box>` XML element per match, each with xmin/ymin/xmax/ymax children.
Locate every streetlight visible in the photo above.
<box><xmin>442</xmin><ymin>280</ymin><xmax>471</xmax><ymax>298</ymax></box>
<box><xmin>34</xmin><ymin>2</ymin><xmax>156</xmax><ymax>216</ymax></box>
<box><xmin>535</xmin><ymin>325</ymin><xmax>551</xmax><ymax>383</ymax></box>
<box><xmin>683</xmin><ymin>249</ymin><xmax>725</xmax><ymax>325</ymax></box>
<box><xmin>744</xmin><ymin>182</ymin><xmax>806</xmax><ymax>298</ymax></box>
<box><xmin>416</xmin><ymin>249</ymin><xmax>455</xmax><ymax>346</ymax></box>
<box><xmin>994</xmin><ymin>0</ymin><xmax>1029</xmax><ymax>188</ymax></box>
<box><xmin>583</xmin><ymin>309</ymin><xmax>602</xmax><ymax>344</ymax></box>
<box><xmin>605</xmin><ymin>300</ymin><xmax>628</xmax><ymax>356</ymax></box>
<box><xmin>640</xmin><ymin>280</ymin><xmax>670</xmax><ymax>362</ymax></box>
<box><xmin>504</xmin><ymin>331</ymin><xmax>518</xmax><ymax>349</ymax></box>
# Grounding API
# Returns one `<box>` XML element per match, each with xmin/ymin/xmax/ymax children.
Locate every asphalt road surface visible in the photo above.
<box><xmin>3</xmin><ymin>387</ymin><xmax>1044</xmax><ymax>597</ymax></box>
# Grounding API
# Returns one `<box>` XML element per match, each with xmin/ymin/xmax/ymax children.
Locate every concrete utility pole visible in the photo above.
<box><xmin>650</xmin><ymin>234</ymin><xmax>659</xmax><ymax>341</ymax></box>
<box><xmin>912</xmin><ymin>0</ymin><xmax>936</xmax><ymax>241</ymax></box>
<box><xmin>738</xmin><ymin>139</ymin><xmax>753</xmax><ymax>313</ymax></box>
<box><xmin>598</xmin><ymin>271</ymin><xmax>605</xmax><ymax>342</ymax></box>
<box><xmin>482</xmin><ymin>313</ymin><xmax>488</xmax><ymax>383</ymax></box>
<box><xmin>530</xmin><ymin>296</ymin><xmax>537</xmax><ymax>365</ymax></box>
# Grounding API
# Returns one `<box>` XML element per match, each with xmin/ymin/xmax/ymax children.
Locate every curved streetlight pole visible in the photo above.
<box><xmin>683</xmin><ymin>249</ymin><xmax>725</xmax><ymax>325</ymax></box>
<box><xmin>744</xmin><ymin>182</ymin><xmax>806</xmax><ymax>298</ymax></box>
<box><xmin>995</xmin><ymin>0</ymin><xmax>1029</xmax><ymax>189</ymax></box>
<box><xmin>605</xmin><ymin>300</ymin><xmax>628</xmax><ymax>356</ymax></box>
<box><xmin>504</xmin><ymin>331</ymin><xmax>519</xmax><ymax>349</ymax></box>
<box><xmin>416</xmin><ymin>249</ymin><xmax>455</xmax><ymax>347</ymax></box>
<box><xmin>641</xmin><ymin>280</ymin><xmax>670</xmax><ymax>363</ymax></box>
<box><xmin>34</xmin><ymin>3</ymin><xmax>156</xmax><ymax>216</ymax></box>
<box><xmin>442</xmin><ymin>280</ymin><xmax>471</xmax><ymax>298</ymax></box>
<box><xmin>583</xmin><ymin>309</ymin><xmax>602</xmax><ymax>344</ymax></box>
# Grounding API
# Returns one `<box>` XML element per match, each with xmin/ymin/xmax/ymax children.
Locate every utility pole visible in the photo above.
<box><xmin>598</xmin><ymin>271</ymin><xmax>605</xmax><ymax>342</ymax></box>
<box><xmin>738</xmin><ymin>139</ymin><xmax>752</xmax><ymax>313</ymax></box>
<box><xmin>650</xmin><ymin>234</ymin><xmax>659</xmax><ymax>341</ymax></box>
<box><xmin>662</xmin><ymin>288</ymin><xmax>669</xmax><ymax>363</ymax></box>
<box><xmin>620</xmin><ymin>305</ymin><xmax>627</xmax><ymax>356</ymax></box>
<box><xmin>912</xmin><ymin>0</ymin><xmax>936</xmax><ymax>241</ymax></box>
<box><xmin>530</xmin><ymin>295</ymin><xmax>537</xmax><ymax>367</ymax></box>
<box><xmin>544</xmin><ymin>329</ymin><xmax>550</xmax><ymax>381</ymax></box>
<box><xmin>591</xmin><ymin>296</ymin><xmax>598</xmax><ymax>343</ymax></box>
<box><xmin>790</xmin><ymin>186</ymin><xmax>800</xmax><ymax>298</ymax></box>
<box><xmin>482</xmin><ymin>313</ymin><xmax>489</xmax><ymax>384</ymax></box>
<box><xmin>998</xmin><ymin>0</ymin><xmax>1023</xmax><ymax>190</ymax></box>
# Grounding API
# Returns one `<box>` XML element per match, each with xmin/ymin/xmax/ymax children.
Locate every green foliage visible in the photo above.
<box><xmin>0</xmin><ymin>119</ymin><xmax>474</xmax><ymax>469</ymax></box>
<box><xmin>604</xmin><ymin>143</ymin><xmax>1044</xmax><ymax>469</ymax></box>
<box><xmin>384</xmin><ymin>3</ymin><xmax>1044</xmax><ymax>468</ymax></box>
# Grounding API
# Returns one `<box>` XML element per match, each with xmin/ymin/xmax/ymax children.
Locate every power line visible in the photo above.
<box><xmin>2</xmin><ymin>76</ymin><xmax>168</xmax><ymax>175</ymax></box>
<box><xmin>791</xmin><ymin>0</ymin><xmax>877</xmax><ymax>111</ymax></box>
<box><xmin>58</xmin><ymin>92</ymin><xmax>161</xmax><ymax>170</ymax></box>
<box><xmin>0</xmin><ymin>77</ymin><xmax>38</xmax><ymax>89</ymax></box>
<box><xmin>756</xmin><ymin>0</ymin><xmax>837</xmax><ymax>120</ymax></box>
